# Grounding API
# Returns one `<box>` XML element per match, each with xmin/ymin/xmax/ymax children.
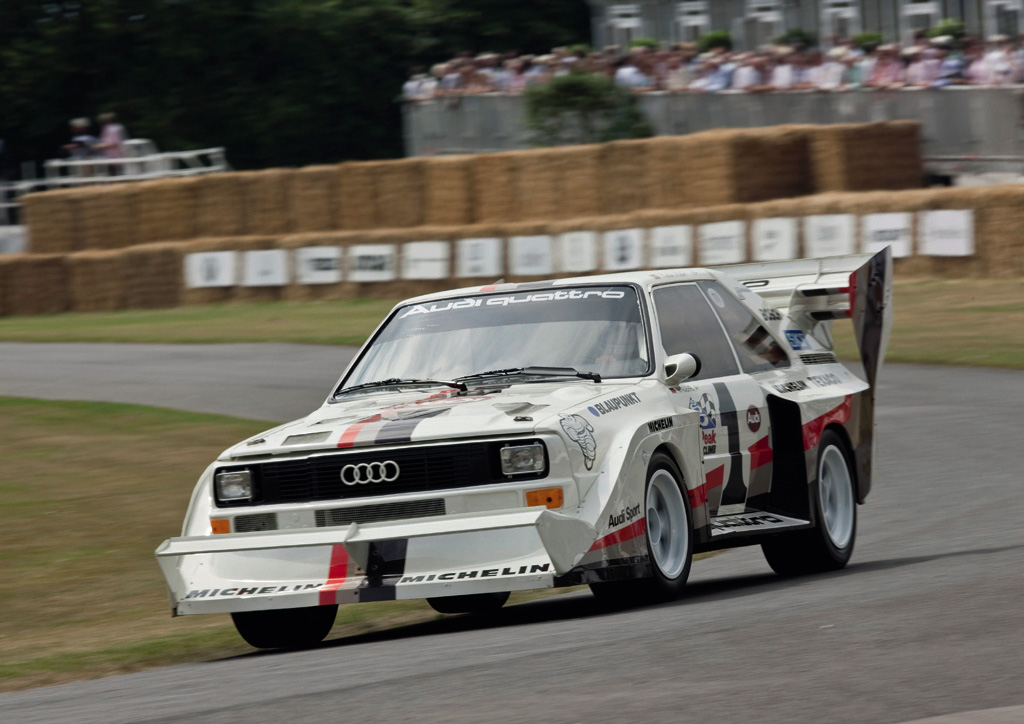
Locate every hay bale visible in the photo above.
<box><xmin>238</xmin><ymin>169</ymin><xmax>292</xmax><ymax>235</ymax></box>
<box><xmin>599</xmin><ymin>139</ymin><xmax>651</xmax><ymax>215</ymax></box>
<box><xmin>194</xmin><ymin>173</ymin><xmax>246</xmax><ymax>238</ymax></box>
<box><xmin>337</xmin><ymin>162</ymin><xmax>377</xmax><ymax>230</ymax></box>
<box><xmin>732</xmin><ymin>125</ymin><xmax>813</xmax><ymax>203</ymax></box>
<box><xmin>289</xmin><ymin>165</ymin><xmax>339</xmax><ymax>233</ymax></box>
<box><xmin>121</xmin><ymin>242</ymin><xmax>185</xmax><ymax>309</ymax></box>
<box><xmin>424</xmin><ymin>155</ymin><xmax>474</xmax><ymax>226</ymax></box>
<box><xmin>0</xmin><ymin>254</ymin><xmax>69</xmax><ymax>316</ymax></box>
<box><xmin>646</xmin><ymin>136</ymin><xmax>692</xmax><ymax>210</ymax></box>
<box><xmin>546</xmin><ymin>145</ymin><xmax>603</xmax><ymax>219</ymax></box>
<box><xmin>373</xmin><ymin>159</ymin><xmax>426</xmax><ymax>228</ymax></box>
<box><xmin>511</xmin><ymin>149</ymin><xmax>561</xmax><ymax>221</ymax></box>
<box><xmin>470</xmin><ymin>152</ymin><xmax>517</xmax><ymax>223</ymax></box>
<box><xmin>810</xmin><ymin>121</ymin><xmax>924</xmax><ymax>193</ymax></box>
<box><xmin>72</xmin><ymin>185</ymin><xmax>140</xmax><ymax>250</ymax></box>
<box><xmin>20</xmin><ymin>190</ymin><xmax>79</xmax><ymax>253</ymax></box>
<box><xmin>67</xmin><ymin>250</ymin><xmax>126</xmax><ymax>312</ymax></box>
<box><xmin>135</xmin><ymin>177</ymin><xmax>199</xmax><ymax>243</ymax></box>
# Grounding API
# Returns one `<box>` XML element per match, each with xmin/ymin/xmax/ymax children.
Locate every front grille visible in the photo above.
<box><xmin>800</xmin><ymin>353</ymin><xmax>838</xmax><ymax>365</ymax></box>
<box><xmin>217</xmin><ymin>441</ymin><xmax>544</xmax><ymax>508</ymax></box>
<box><xmin>235</xmin><ymin>513</ymin><xmax>278</xmax><ymax>532</ymax></box>
<box><xmin>316</xmin><ymin>499</ymin><xmax>446</xmax><ymax>527</ymax></box>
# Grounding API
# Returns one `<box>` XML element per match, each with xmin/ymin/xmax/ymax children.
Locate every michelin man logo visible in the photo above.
<box><xmin>560</xmin><ymin>414</ymin><xmax>597</xmax><ymax>471</ymax></box>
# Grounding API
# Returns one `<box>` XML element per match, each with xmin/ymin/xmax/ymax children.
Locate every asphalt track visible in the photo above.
<box><xmin>1</xmin><ymin>343</ymin><xmax>1022</xmax><ymax>724</ymax></box>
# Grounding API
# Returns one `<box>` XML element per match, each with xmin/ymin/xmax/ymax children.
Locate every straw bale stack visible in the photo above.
<box><xmin>337</xmin><ymin>161</ymin><xmax>377</xmax><ymax>229</ymax></box>
<box><xmin>277</xmin><ymin>231</ymin><xmax>359</xmax><ymax>302</ymax></box>
<box><xmin>675</xmin><ymin>130</ymin><xmax>741</xmax><ymax>208</ymax></box>
<box><xmin>72</xmin><ymin>184</ymin><xmax>140</xmax><ymax>250</ymax></box>
<box><xmin>373</xmin><ymin>158</ymin><xmax>426</xmax><ymax>228</ymax></box>
<box><xmin>470</xmin><ymin>152</ymin><xmax>517</xmax><ymax>223</ymax></box>
<box><xmin>423</xmin><ymin>156</ymin><xmax>474</xmax><ymax>226</ymax></box>
<box><xmin>810</xmin><ymin>121</ymin><xmax>923</xmax><ymax>193</ymax></box>
<box><xmin>121</xmin><ymin>242</ymin><xmax>184</xmax><ymax>309</ymax></box>
<box><xmin>21</xmin><ymin>190</ymin><xmax>79</xmax><ymax>254</ymax></box>
<box><xmin>0</xmin><ymin>254</ymin><xmax>70</xmax><ymax>315</ymax></box>
<box><xmin>194</xmin><ymin>173</ymin><xmax>247</xmax><ymax>238</ymax></box>
<box><xmin>238</xmin><ymin>169</ymin><xmax>292</xmax><ymax>235</ymax></box>
<box><xmin>646</xmin><ymin>136</ymin><xmax>693</xmax><ymax>210</ymax></box>
<box><xmin>547</xmin><ymin>145</ymin><xmax>603</xmax><ymax>219</ymax></box>
<box><xmin>135</xmin><ymin>177</ymin><xmax>199</xmax><ymax>243</ymax></box>
<box><xmin>599</xmin><ymin>139</ymin><xmax>652</xmax><ymax>215</ymax></box>
<box><xmin>732</xmin><ymin>125</ymin><xmax>813</xmax><ymax>203</ymax></box>
<box><xmin>288</xmin><ymin>165</ymin><xmax>338</xmax><ymax>233</ymax></box>
<box><xmin>921</xmin><ymin>185</ymin><xmax>1024</xmax><ymax>278</ymax></box>
<box><xmin>510</xmin><ymin>150</ymin><xmax>561</xmax><ymax>221</ymax></box>
<box><xmin>67</xmin><ymin>250</ymin><xmax>127</xmax><ymax>312</ymax></box>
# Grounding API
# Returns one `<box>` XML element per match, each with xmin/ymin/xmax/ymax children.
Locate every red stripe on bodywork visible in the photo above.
<box><xmin>748</xmin><ymin>436</ymin><xmax>773</xmax><ymax>471</ymax></box>
<box><xmin>337</xmin><ymin>414</ymin><xmax>382</xmax><ymax>447</ymax></box>
<box><xmin>802</xmin><ymin>395</ymin><xmax>853</xmax><ymax>451</ymax></box>
<box><xmin>589</xmin><ymin>518</ymin><xmax>646</xmax><ymax>552</ymax></box>
<box><xmin>688</xmin><ymin>464</ymin><xmax>725</xmax><ymax>508</ymax></box>
<box><xmin>319</xmin><ymin>544</ymin><xmax>350</xmax><ymax>605</ymax></box>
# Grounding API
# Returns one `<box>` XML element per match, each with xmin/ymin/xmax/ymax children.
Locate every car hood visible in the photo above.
<box><xmin>222</xmin><ymin>381</ymin><xmax>637</xmax><ymax>459</ymax></box>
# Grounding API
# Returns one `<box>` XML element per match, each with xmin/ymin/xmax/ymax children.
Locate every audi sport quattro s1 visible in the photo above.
<box><xmin>156</xmin><ymin>249</ymin><xmax>893</xmax><ymax>649</ymax></box>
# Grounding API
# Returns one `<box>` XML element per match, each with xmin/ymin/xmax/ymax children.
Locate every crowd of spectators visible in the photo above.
<box><xmin>403</xmin><ymin>33</ymin><xmax>1024</xmax><ymax>100</ymax></box>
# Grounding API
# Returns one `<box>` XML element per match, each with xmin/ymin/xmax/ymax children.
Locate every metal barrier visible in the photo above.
<box><xmin>42</xmin><ymin>142</ymin><xmax>229</xmax><ymax>186</ymax></box>
<box><xmin>402</xmin><ymin>86</ymin><xmax>1024</xmax><ymax>175</ymax></box>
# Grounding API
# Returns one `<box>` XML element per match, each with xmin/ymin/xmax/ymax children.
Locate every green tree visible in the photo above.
<box><xmin>525</xmin><ymin>72</ymin><xmax>653</xmax><ymax>147</ymax></box>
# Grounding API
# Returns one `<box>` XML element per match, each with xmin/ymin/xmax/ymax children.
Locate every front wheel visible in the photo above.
<box><xmin>762</xmin><ymin>429</ymin><xmax>857</xmax><ymax>576</ymax></box>
<box><xmin>231</xmin><ymin>604</ymin><xmax>338</xmax><ymax>649</ymax></box>
<box><xmin>590</xmin><ymin>452</ymin><xmax>693</xmax><ymax>604</ymax></box>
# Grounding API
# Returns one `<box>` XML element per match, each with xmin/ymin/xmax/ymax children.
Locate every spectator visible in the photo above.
<box><xmin>403</xmin><ymin>67</ymin><xmax>437</xmax><ymax>101</ymax></box>
<box><xmin>867</xmin><ymin>45</ymin><xmax>906</xmax><ymax>88</ymax></box>
<box><xmin>63</xmin><ymin>117</ymin><xmax>97</xmax><ymax>160</ymax></box>
<box><xmin>94</xmin><ymin>112</ymin><xmax>128</xmax><ymax>172</ymax></box>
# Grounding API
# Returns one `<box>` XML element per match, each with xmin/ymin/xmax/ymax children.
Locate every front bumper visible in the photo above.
<box><xmin>156</xmin><ymin>508</ymin><xmax>596</xmax><ymax>615</ymax></box>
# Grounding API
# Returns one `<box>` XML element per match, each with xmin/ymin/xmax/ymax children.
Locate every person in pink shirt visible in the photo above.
<box><xmin>94</xmin><ymin>112</ymin><xmax>128</xmax><ymax>175</ymax></box>
<box><xmin>867</xmin><ymin>45</ymin><xmax>906</xmax><ymax>88</ymax></box>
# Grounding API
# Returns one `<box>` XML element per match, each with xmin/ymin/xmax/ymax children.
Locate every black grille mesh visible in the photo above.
<box><xmin>316</xmin><ymin>499</ymin><xmax>446</xmax><ymax>527</ymax></box>
<box><xmin>800</xmin><ymin>353</ymin><xmax>838</xmax><ymax>365</ymax></box>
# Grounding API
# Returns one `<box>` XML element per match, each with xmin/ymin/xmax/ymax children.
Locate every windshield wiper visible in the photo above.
<box><xmin>334</xmin><ymin>377</ymin><xmax>467</xmax><ymax>397</ymax></box>
<box><xmin>455</xmin><ymin>366</ymin><xmax>601</xmax><ymax>384</ymax></box>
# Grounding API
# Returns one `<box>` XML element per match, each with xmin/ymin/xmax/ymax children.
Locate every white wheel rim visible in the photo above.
<box><xmin>646</xmin><ymin>469</ymin><xmax>689</xmax><ymax>579</ymax></box>
<box><xmin>819</xmin><ymin>445</ymin><xmax>854</xmax><ymax>549</ymax></box>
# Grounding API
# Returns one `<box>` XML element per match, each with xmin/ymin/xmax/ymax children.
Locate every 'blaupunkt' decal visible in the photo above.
<box><xmin>588</xmin><ymin>392</ymin><xmax>641</xmax><ymax>417</ymax></box>
<box><xmin>399</xmin><ymin>563</ymin><xmax>551</xmax><ymax>584</ymax></box>
<box><xmin>400</xmin><ymin>290</ymin><xmax>626</xmax><ymax>317</ymax></box>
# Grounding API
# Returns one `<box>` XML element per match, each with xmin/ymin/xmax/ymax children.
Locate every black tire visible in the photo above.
<box><xmin>762</xmin><ymin>429</ymin><xmax>857</xmax><ymax>576</ymax></box>
<box><xmin>231</xmin><ymin>604</ymin><xmax>338</xmax><ymax>649</ymax></box>
<box><xmin>590</xmin><ymin>452</ymin><xmax>693</xmax><ymax>604</ymax></box>
<box><xmin>427</xmin><ymin>591</ymin><xmax>510</xmax><ymax>615</ymax></box>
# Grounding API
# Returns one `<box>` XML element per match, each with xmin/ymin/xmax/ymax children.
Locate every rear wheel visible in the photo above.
<box><xmin>590</xmin><ymin>452</ymin><xmax>693</xmax><ymax>604</ymax></box>
<box><xmin>427</xmin><ymin>591</ymin><xmax>510</xmax><ymax>615</ymax></box>
<box><xmin>231</xmin><ymin>604</ymin><xmax>338</xmax><ymax>649</ymax></box>
<box><xmin>762</xmin><ymin>429</ymin><xmax>857</xmax><ymax>576</ymax></box>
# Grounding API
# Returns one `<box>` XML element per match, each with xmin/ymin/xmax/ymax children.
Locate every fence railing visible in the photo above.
<box><xmin>402</xmin><ymin>86</ymin><xmax>1024</xmax><ymax>176</ymax></box>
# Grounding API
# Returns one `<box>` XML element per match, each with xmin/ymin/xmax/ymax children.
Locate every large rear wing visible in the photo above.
<box><xmin>712</xmin><ymin>249</ymin><xmax>894</xmax><ymax>387</ymax></box>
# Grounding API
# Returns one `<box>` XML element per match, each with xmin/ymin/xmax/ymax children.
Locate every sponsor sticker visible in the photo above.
<box><xmin>760</xmin><ymin>308</ymin><xmax>782</xmax><ymax>322</ymax></box>
<box><xmin>560</xmin><ymin>414</ymin><xmax>597</xmax><ymax>471</ymax></box>
<box><xmin>400</xmin><ymin>289</ymin><xmax>626</xmax><ymax>318</ymax></box>
<box><xmin>772</xmin><ymin>380</ymin><xmax>809</xmax><ymax>394</ymax></box>
<box><xmin>185</xmin><ymin>583</ymin><xmax>323</xmax><ymax>599</ymax></box>
<box><xmin>785</xmin><ymin>329</ymin><xmax>809</xmax><ymax>350</ymax></box>
<box><xmin>746</xmin><ymin>405</ymin><xmax>761</xmax><ymax>432</ymax></box>
<box><xmin>587</xmin><ymin>392</ymin><xmax>641</xmax><ymax>417</ymax></box>
<box><xmin>400</xmin><ymin>562</ymin><xmax>551</xmax><ymax>584</ymax></box>
<box><xmin>689</xmin><ymin>394</ymin><xmax>718</xmax><ymax>455</ymax></box>
<box><xmin>807</xmin><ymin>372</ymin><xmax>842</xmax><ymax>388</ymax></box>
<box><xmin>647</xmin><ymin>417</ymin><xmax>674</xmax><ymax>433</ymax></box>
<box><xmin>608</xmin><ymin>502</ymin><xmax>642</xmax><ymax>529</ymax></box>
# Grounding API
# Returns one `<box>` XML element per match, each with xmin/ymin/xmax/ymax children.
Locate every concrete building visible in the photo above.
<box><xmin>587</xmin><ymin>1</ymin><xmax>1024</xmax><ymax>50</ymax></box>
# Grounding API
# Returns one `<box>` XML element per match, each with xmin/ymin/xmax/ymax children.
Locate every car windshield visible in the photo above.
<box><xmin>340</xmin><ymin>285</ymin><xmax>650</xmax><ymax>391</ymax></box>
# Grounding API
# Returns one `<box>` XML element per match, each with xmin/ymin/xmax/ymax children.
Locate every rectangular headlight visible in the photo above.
<box><xmin>215</xmin><ymin>469</ymin><xmax>254</xmax><ymax>503</ymax></box>
<box><xmin>500</xmin><ymin>443</ymin><xmax>546</xmax><ymax>476</ymax></box>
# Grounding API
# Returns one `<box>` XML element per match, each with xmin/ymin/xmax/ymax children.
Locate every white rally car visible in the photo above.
<box><xmin>157</xmin><ymin>249</ymin><xmax>892</xmax><ymax>649</ymax></box>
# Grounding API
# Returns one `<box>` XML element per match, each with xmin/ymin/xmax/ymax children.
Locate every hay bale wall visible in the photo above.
<box><xmin>135</xmin><ymin>178</ymin><xmax>198</xmax><ymax>243</ymax></box>
<box><xmin>810</xmin><ymin>121</ymin><xmax>923</xmax><ymax>193</ymax></box>
<box><xmin>0</xmin><ymin>254</ymin><xmax>70</xmax><ymax>315</ymax></box>
<box><xmin>289</xmin><ymin>165</ymin><xmax>338</xmax><ymax>233</ymax></box>
<box><xmin>73</xmin><ymin>185</ymin><xmax>139</xmax><ymax>250</ymax></box>
<box><xmin>599</xmin><ymin>139</ymin><xmax>652</xmax><ymax>215</ymax></box>
<box><xmin>238</xmin><ymin>170</ymin><xmax>292</xmax><ymax>235</ymax></box>
<box><xmin>732</xmin><ymin>125</ymin><xmax>813</xmax><ymax>203</ymax></box>
<box><xmin>67</xmin><ymin>250</ymin><xmax>126</xmax><ymax>312</ymax></box>
<box><xmin>373</xmin><ymin>159</ymin><xmax>425</xmax><ymax>228</ymax></box>
<box><xmin>21</xmin><ymin>191</ymin><xmax>79</xmax><ymax>253</ymax></box>
<box><xmin>423</xmin><ymin>156</ymin><xmax>474</xmax><ymax>226</ymax></box>
<box><xmin>194</xmin><ymin>174</ymin><xmax>246</xmax><ymax>238</ymax></box>
<box><xmin>470</xmin><ymin>152</ymin><xmax>517</xmax><ymax>223</ymax></box>
<box><xmin>121</xmin><ymin>242</ymin><xmax>184</xmax><ymax>309</ymax></box>
<box><xmin>337</xmin><ymin>162</ymin><xmax>377</xmax><ymax>230</ymax></box>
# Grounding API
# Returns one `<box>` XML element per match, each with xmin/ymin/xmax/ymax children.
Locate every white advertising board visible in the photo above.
<box><xmin>557</xmin><ymin>231</ymin><xmax>598</xmax><ymax>273</ymax></box>
<box><xmin>348</xmin><ymin>244</ymin><xmax>397</xmax><ymax>282</ymax></box>
<box><xmin>456</xmin><ymin>237</ymin><xmax>503</xmax><ymax>278</ymax></box>
<box><xmin>804</xmin><ymin>214</ymin><xmax>856</xmax><ymax>258</ymax></box>
<box><xmin>648</xmin><ymin>225</ymin><xmax>693</xmax><ymax>268</ymax></box>
<box><xmin>184</xmin><ymin>251</ymin><xmax>237</xmax><ymax>288</ymax></box>
<box><xmin>918</xmin><ymin>210</ymin><xmax>975</xmax><ymax>256</ymax></box>
<box><xmin>243</xmin><ymin>249</ymin><xmax>289</xmax><ymax>287</ymax></box>
<box><xmin>402</xmin><ymin>241</ymin><xmax>450</xmax><ymax>280</ymax></box>
<box><xmin>862</xmin><ymin>213</ymin><xmax>912</xmax><ymax>258</ymax></box>
<box><xmin>295</xmin><ymin>246</ymin><xmax>342</xmax><ymax>285</ymax></box>
<box><xmin>603</xmin><ymin>228</ymin><xmax>644</xmax><ymax>271</ymax></box>
<box><xmin>698</xmin><ymin>221</ymin><xmax>746</xmax><ymax>265</ymax></box>
<box><xmin>510</xmin><ymin>235</ymin><xmax>553</xmax><ymax>276</ymax></box>
<box><xmin>752</xmin><ymin>217</ymin><xmax>798</xmax><ymax>261</ymax></box>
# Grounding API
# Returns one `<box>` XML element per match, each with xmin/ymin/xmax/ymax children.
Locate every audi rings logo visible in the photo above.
<box><xmin>340</xmin><ymin>461</ymin><xmax>400</xmax><ymax>486</ymax></box>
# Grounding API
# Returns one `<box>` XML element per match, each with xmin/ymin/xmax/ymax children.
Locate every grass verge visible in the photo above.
<box><xmin>0</xmin><ymin>278</ymin><xmax>1020</xmax><ymax>368</ymax></box>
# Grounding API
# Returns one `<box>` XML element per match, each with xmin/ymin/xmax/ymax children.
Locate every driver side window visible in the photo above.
<box><xmin>653</xmin><ymin>284</ymin><xmax>739</xmax><ymax>380</ymax></box>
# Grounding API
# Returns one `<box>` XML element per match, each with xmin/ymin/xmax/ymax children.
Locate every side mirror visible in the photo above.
<box><xmin>664</xmin><ymin>353</ymin><xmax>700</xmax><ymax>386</ymax></box>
